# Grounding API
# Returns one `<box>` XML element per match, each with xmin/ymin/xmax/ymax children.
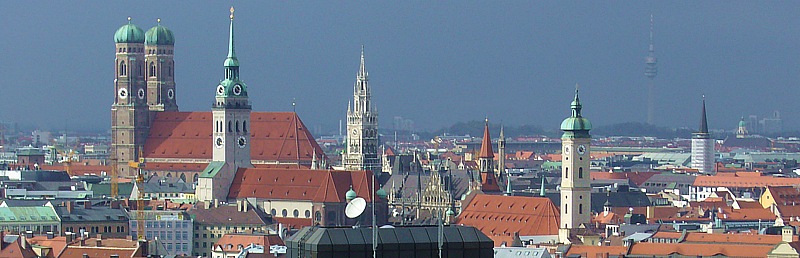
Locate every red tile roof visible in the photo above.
<box><xmin>188</xmin><ymin>204</ymin><xmax>271</xmax><ymax>225</ymax></box>
<box><xmin>144</xmin><ymin>112</ymin><xmax>324</xmax><ymax>163</ymax></box>
<box><xmin>40</xmin><ymin>164</ymin><xmax>111</xmax><ymax>177</ymax></box>
<box><xmin>213</xmin><ymin>234</ymin><xmax>283</xmax><ymax>252</ymax></box>
<box><xmin>566</xmin><ymin>245</ymin><xmax>627</xmax><ymax>257</ymax></box>
<box><xmin>274</xmin><ymin>217</ymin><xmax>313</xmax><ymax>230</ymax></box>
<box><xmin>142</xmin><ymin>162</ymin><xmax>206</xmax><ymax>171</ymax></box>
<box><xmin>479</xmin><ymin>123</ymin><xmax>493</xmax><ymax>159</ymax></box>
<box><xmin>456</xmin><ymin>194</ymin><xmax>559</xmax><ymax>243</ymax></box>
<box><xmin>227</xmin><ymin>168</ymin><xmax>378</xmax><ymax>203</ymax></box>
<box><xmin>629</xmin><ymin>242</ymin><xmax>773</xmax><ymax>257</ymax></box>
<box><xmin>694</xmin><ymin>174</ymin><xmax>800</xmax><ymax>188</ymax></box>
<box><xmin>57</xmin><ymin>238</ymin><xmax>141</xmax><ymax>258</ymax></box>
<box><xmin>767</xmin><ymin>186</ymin><xmax>800</xmax><ymax>205</ymax></box>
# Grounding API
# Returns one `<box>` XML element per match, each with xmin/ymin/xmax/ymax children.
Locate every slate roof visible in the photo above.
<box><xmin>55</xmin><ymin>205</ymin><xmax>129</xmax><ymax>223</ymax></box>
<box><xmin>188</xmin><ymin>203</ymin><xmax>272</xmax><ymax>226</ymax></box>
<box><xmin>227</xmin><ymin>168</ymin><xmax>377</xmax><ymax>203</ymax></box>
<box><xmin>144</xmin><ymin>112</ymin><xmax>325</xmax><ymax>163</ymax></box>
<box><xmin>694</xmin><ymin>174</ymin><xmax>800</xmax><ymax>188</ymax></box>
<box><xmin>456</xmin><ymin>195</ymin><xmax>560</xmax><ymax>241</ymax></box>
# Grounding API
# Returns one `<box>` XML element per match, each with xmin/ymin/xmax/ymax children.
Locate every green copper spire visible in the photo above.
<box><xmin>560</xmin><ymin>84</ymin><xmax>592</xmax><ymax>138</ymax></box>
<box><xmin>224</xmin><ymin>6</ymin><xmax>239</xmax><ymax>68</ymax></box>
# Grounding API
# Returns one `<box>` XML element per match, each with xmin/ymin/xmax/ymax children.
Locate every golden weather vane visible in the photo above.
<box><xmin>230</xmin><ymin>6</ymin><xmax>235</xmax><ymax>20</ymax></box>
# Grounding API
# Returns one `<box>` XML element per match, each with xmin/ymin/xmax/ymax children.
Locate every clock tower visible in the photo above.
<box><xmin>559</xmin><ymin>86</ymin><xmax>592</xmax><ymax>243</ymax></box>
<box><xmin>111</xmin><ymin>18</ymin><xmax>149</xmax><ymax>177</ymax></box>
<box><xmin>344</xmin><ymin>46</ymin><xmax>380</xmax><ymax>174</ymax></box>
<box><xmin>197</xmin><ymin>7</ymin><xmax>253</xmax><ymax>203</ymax></box>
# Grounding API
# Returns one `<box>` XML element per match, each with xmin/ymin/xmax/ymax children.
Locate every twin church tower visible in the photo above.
<box><xmin>110</xmin><ymin>8</ymin><xmax>380</xmax><ymax>202</ymax></box>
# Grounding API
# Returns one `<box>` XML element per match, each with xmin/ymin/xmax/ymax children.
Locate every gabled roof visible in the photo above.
<box><xmin>144</xmin><ymin>112</ymin><xmax>325</xmax><ymax>163</ymax></box>
<box><xmin>227</xmin><ymin>168</ymin><xmax>377</xmax><ymax>203</ymax></box>
<box><xmin>694</xmin><ymin>174</ymin><xmax>800</xmax><ymax>188</ymax></box>
<box><xmin>456</xmin><ymin>194</ymin><xmax>559</xmax><ymax>243</ymax></box>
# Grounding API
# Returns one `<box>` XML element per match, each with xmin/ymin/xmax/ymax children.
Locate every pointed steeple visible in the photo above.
<box><xmin>358</xmin><ymin>45</ymin><xmax>368</xmax><ymax>80</ymax></box>
<box><xmin>225</xmin><ymin>7</ymin><xmax>238</xmax><ymax>68</ymax></box>
<box><xmin>479</xmin><ymin>118</ymin><xmax>494</xmax><ymax>158</ymax></box>
<box><xmin>699</xmin><ymin>96</ymin><xmax>709</xmax><ymax>134</ymax></box>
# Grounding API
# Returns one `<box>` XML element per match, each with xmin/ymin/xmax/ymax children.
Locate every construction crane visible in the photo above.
<box><xmin>129</xmin><ymin>152</ymin><xmax>146</xmax><ymax>240</ymax></box>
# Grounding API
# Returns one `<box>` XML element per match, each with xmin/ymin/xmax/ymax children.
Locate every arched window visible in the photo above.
<box><xmin>192</xmin><ymin>173</ymin><xmax>199</xmax><ymax>182</ymax></box>
<box><xmin>315</xmin><ymin>211</ymin><xmax>321</xmax><ymax>221</ymax></box>
<box><xmin>293</xmin><ymin>209</ymin><xmax>299</xmax><ymax>218</ymax></box>
<box><xmin>179</xmin><ymin>173</ymin><xmax>187</xmax><ymax>182</ymax></box>
<box><xmin>282</xmin><ymin>209</ymin><xmax>288</xmax><ymax>217</ymax></box>
<box><xmin>236</xmin><ymin>121</ymin><xmax>240</xmax><ymax>132</ymax></box>
<box><xmin>138</xmin><ymin>63</ymin><xmax>143</xmax><ymax>76</ymax></box>
<box><xmin>565</xmin><ymin>204</ymin><xmax>568</xmax><ymax>214</ymax></box>
<box><xmin>270</xmin><ymin>209</ymin><xmax>276</xmax><ymax>216</ymax></box>
<box><xmin>578</xmin><ymin>167</ymin><xmax>583</xmax><ymax>178</ymax></box>
<box><xmin>119</xmin><ymin>61</ymin><xmax>127</xmax><ymax>76</ymax></box>
<box><xmin>579</xmin><ymin>204</ymin><xmax>583</xmax><ymax>214</ymax></box>
<box><xmin>168</xmin><ymin>64</ymin><xmax>173</xmax><ymax>77</ymax></box>
<box><xmin>565</xmin><ymin>167</ymin><xmax>569</xmax><ymax>178</ymax></box>
<box><xmin>305</xmin><ymin>210</ymin><xmax>311</xmax><ymax>218</ymax></box>
<box><xmin>243</xmin><ymin>121</ymin><xmax>247</xmax><ymax>132</ymax></box>
<box><xmin>149</xmin><ymin>62</ymin><xmax>156</xmax><ymax>77</ymax></box>
<box><xmin>228</xmin><ymin>121</ymin><xmax>232</xmax><ymax>132</ymax></box>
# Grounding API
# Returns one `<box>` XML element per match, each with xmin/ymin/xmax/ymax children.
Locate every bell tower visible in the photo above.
<box><xmin>197</xmin><ymin>7</ymin><xmax>253</xmax><ymax>203</ymax></box>
<box><xmin>344</xmin><ymin>46</ymin><xmax>380</xmax><ymax>174</ymax></box>
<box><xmin>111</xmin><ymin>18</ymin><xmax>149</xmax><ymax>177</ymax></box>
<box><xmin>559</xmin><ymin>86</ymin><xmax>592</xmax><ymax>243</ymax></box>
<box><xmin>144</xmin><ymin>19</ymin><xmax>178</xmax><ymax>112</ymax></box>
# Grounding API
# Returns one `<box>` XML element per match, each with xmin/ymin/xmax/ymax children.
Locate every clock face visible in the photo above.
<box><xmin>352</xmin><ymin>129</ymin><xmax>358</xmax><ymax>136</ymax></box>
<box><xmin>237</xmin><ymin>136</ymin><xmax>247</xmax><ymax>148</ymax></box>
<box><xmin>577</xmin><ymin>145</ymin><xmax>586</xmax><ymax>155</ymax></box>
<box><xmin>215</xmin><ymin>137</ymin><xmax>224</xmax><ymax>148</ymax></box>
<box><xmin>217</xmin><ymin>85</ymin><xmax>225</xmax><ymax>95</ymax></box>
<box><xmin>167</xmin><ymin>89</ymin><xmax>175</xmax><ymax>99</ymax></box>
<box><xmin>118</xmin><ymin>88</ymin><xmax>128</xmax><ymax>99</ymax></box>
<box><xmin>137</xmin><ymin>88</ymin><xmax>145</xmax><ymax>99</ymax></box>
<box><xmin>233</xmin><ymin>84</ymin><xmax>242</xmax><ymax>95</ymax></box>
<box><xmin>564</xmin><ymin>146</ymin><xmax>570</xmax><ymax>154</ymax></box>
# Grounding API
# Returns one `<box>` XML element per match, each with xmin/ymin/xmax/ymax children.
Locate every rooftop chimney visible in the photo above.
<box><xmin>66</xmin><ymin>201</ymin><xmax>75</xmax><ymax>214</ymax></box>
<box><xmin>84</xmin><ymin>201</ymin><xmax>92</xmax><ymax>209</ymax></box>
<box><xmin>138</xmin><ymin>239</ymin><xmax>148</xmax><ymax>257</ymax></box>
<box><xmin>783</xmin><ymin>226</ymin><xmax>794</xmax><ymax>243</ymax></box>
<box><xmin>96</xmin><ymin>234</ymin><xmax>102</xmax><ymax>247</ymax></box>
<box><xmin>65</xmin><ymin>232</ymin><xmax>73</xmax><ymax>243</ymax></box>
<box><xmin>47</xmin><ymin>232</ymin><xmax>54</xmax><ymax>239</ymax></box>
<box><xmin>82</xmin><ymin>254</ymin><xmax>88</xmax><ymax>258</ymax></box>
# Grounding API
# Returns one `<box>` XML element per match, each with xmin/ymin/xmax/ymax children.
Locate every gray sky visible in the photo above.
<box><xmin>1</xmin><ymin>1</ymin><xmax>799</xmax><ymax>133</ymax></box>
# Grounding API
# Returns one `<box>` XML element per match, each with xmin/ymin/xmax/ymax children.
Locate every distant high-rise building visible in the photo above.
<box><xmin>644</xmin><ymin>14</ymin><xmax>658</xmax><ymax>125</ymax></box>
<box><xmin>344</xmin><ymin>46</ymin><xmax>381</xmax><ymax>175</ymax></box>
<box><xmin>761</xmin><ymin>110</ymin><xmax>783</xmax><ymax>134</ymax></box>
<box><xmin>559</xmin><ymin>86</ymin><xmax>592</xmax><ymax>243</ymax></box>
<box><xmin>691</xmin><ymin>97</ymin><xmax>715</xmax><ymax>175</ymax></box>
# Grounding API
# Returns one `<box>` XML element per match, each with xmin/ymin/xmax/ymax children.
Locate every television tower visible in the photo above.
<box><xmin>644</xmin><ymin>14</ymin><xmax>658</xmax><ymax>125</ymax></box>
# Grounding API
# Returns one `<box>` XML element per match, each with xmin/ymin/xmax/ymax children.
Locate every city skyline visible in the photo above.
<box><xmin>1</xmin><ymin>2</ymin><xmax>799</xmax><ymax>133</ymax></box>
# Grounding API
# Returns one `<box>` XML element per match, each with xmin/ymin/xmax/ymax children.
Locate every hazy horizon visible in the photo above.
<box><xmin>1</xmin><ymin>2</ymin><xmax>798</xmax><ymax>134</ymax></box>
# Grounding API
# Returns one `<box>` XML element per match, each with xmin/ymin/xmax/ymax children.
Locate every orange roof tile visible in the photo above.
<box><xmin>144</xmin><ymin>112</ymin><xmax>324</xmax><ymax>163</ymax></box>
<box><xmin>479</xmin><ymin>123</ymin><xmax>493</xmax><ymax>159</ymax></box>
<box><xmin>227</xmin><ymin>168</ymin><xmax>377</xmax><ymax>203</ymax></box>
<box><xmin>274</xmin><ymin>217</ymin><xmax>313</xmax><ymax>229</ymax></box>
<box><xmin>213</xmin><ymin>234</ymin><xmax>283</xmax><ymax>252</ymax></box>
<box><xmin>40</xmin><ymin>164</ymin><xmax>111</xmax><ymax>177</ymax></box>
<box><xmin>456</xmin><ymin>194</ymin><xmax>559</xmax><ymax>243</ymax></box>
<box><xmin>694</xmin><ymin>174</ymin><xmax>800</xmax><ymax>188</ymax></box>
<box><xmin>566</xmin><ymin>245</ymin><xmax>627</xmax><ymax>257</ymax></box>
<box><xmin>629</xmin><ymin>242</ymin><xmax>772</xmax><ymax>257</ymax></box>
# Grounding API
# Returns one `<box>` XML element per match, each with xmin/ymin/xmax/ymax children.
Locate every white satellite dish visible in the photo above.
<box><xmin>345</xmin><ymin>197</ymin><xmax>367</xmax><ymax>219</ymax></box>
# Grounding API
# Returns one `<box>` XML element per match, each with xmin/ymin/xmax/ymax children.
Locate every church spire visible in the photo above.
<box><xmin>223</xmin><ymin>6</ymin><xmax>240</xmax><ymax>81</ymax></box>
<box><xmin>571</xmin><ymin>84</ymin><xmax>583</xmax><ymax>118</ymax></box>
<box><xmin>358</xmin><ymin>45</ymin><xmax>367</xmax><ymax>80</ymax></box>
<box><xmin>699</xmin><ymin>95</ymin><xmax>709</xmax><ymax>134</ymax></box>
<box><xmin>479</xmin><ymin>118</ymin><xmax>494</xmax><ymax>159</ymax></box>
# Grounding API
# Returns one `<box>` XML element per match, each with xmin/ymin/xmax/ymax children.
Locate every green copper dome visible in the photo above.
<box><xmin>346</xmin><ymin>185</ymin><xmax>357</xmax><ymax>201</ymax></box>
<box><xmin>739</xmin><ymin>117</ymin><xmax>747</xmax><ymax>127</ymax></box>
<box><xmin>376</xmin><ymin>188</ymin><xmax>387</xmax><ymax>199</ymax></box>
<box><xmin>145</xmin><ymin>23</ymin><xmax>175</xmax><ymax>46</ymax></box>
<box><xmin>561</xmin><ymin>86</ymin><xmax>592</xmax><ymax>137</ymax></box>
<box><xmin>446</xmin><ymin>209</ymin><xmax>455</xmax><ymax>217</ymax></box>
<box><xmin>114</xmin><ymin>19</ymin><xmax>145</xmax><ymax>44</ymax></box>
